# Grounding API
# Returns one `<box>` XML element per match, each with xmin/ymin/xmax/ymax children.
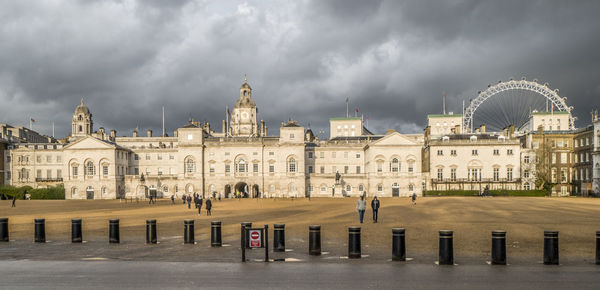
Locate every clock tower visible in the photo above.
<box><xmin>230</xmin><ymin>76</ymin><xmax>259</xmax><ymax>137</ymax></box>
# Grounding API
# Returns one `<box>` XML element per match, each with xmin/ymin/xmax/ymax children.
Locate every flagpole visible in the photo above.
<box><xmin>52</xmin><ymin>122</ymin><xmax>55</xmax><ymax>137</ymax></box>
<box><xmin>162</xmin><ymin>106</ymin><xmax>165</xmax><ymax>137</ymax></box>
<box><xmin>29</xmin><ymin>117</ymin><xmax>32</xmax><ymax>130</ymax></box>
<box><xmin>346</xmin><ymin>97</ymin><xmax>349</xmax><ymax>118</ymax></box>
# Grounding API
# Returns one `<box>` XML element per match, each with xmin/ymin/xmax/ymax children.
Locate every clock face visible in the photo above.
<box><xmin>241</xmin><ymin>112</ymin><xmax>249</xmax><ymax>120</ymax></box>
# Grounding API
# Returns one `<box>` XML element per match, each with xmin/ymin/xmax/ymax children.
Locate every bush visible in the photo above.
<box><xmin>0</xmin><ymin>185</ymin><xmax>64</xmax><ymax>200</ymax></box>
<box><xmin>424</xmin><ymin>189</ymin><xmax>547</xmax><ymax>197</ymax></box>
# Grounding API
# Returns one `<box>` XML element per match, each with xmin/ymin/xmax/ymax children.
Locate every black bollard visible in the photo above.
<box><xmin>184</xmin><ymin>220</ymin><xmax>194</xmax><ymax>244</ymax></box>
<box><xmin>491</xmin><ymin>230</ymin><xmax>506</xmax><ymax>265</ymax></box>
<box><xmin>240</xmin><ymin>222</ymin><xmax>252</xmax><ymax>249</ymax></box>
<box><xmin>71</xmin><ymin>219</ymin><xmax>82</xmax><ymax>243</ymax></box>
<box><xmin>543</xmin><ymin>231</ymin><xmax>559</xmax><ymax>265</ymax></box>
<box><xmin>596</xmin><ymin>231</ymin><xmax>600</xmax><ymax>265</ymax></box>
<box><xmin>273</xmin><ymin>224</ymin><xmax>285</xmax><ymax>252</ymax></box>
<box><xmin>348</xmin><ymin>226</ymin><xmax>361</xmax><ymax>259</ymax></box>
<box><xmin>439</xmin><ymin>230</ymin><xmax>454</xmax><ymax>265</ymax></box>
<box><xmin>211</xmin><ymin>221</ymin><xmax>222</xmax><ymax>247</ymax></box>
<box><xmin>392</xmin><ymin>228</ymin><xmax>406</xmax><ymax>261</ymax></box>
<box><xmin>0</xmin><ymin>218</ymin><xmax>8</xmax><ymax>242</ymax></box>
<box><xmin>309</xmin><ymin>225</ymin><xmax>321</xmax><ymax>256</ymax></box>
<box><xmin>146</xmin><ymin>219</ymin><xmax>157</xmax><ymax>244</ymax></box>
<box><xmin>34</xmin><ymin>218</ymin><xmax>46</xmax><ymax>243</ymax></box>
<box><xmin>109</xmin><ymin>219</ymin><xmax>120</xmax><ymax>244</ymax></box>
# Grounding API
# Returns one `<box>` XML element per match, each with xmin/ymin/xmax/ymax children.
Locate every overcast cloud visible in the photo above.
<box><xmin>1</xmin><ymin>0</ymin><xmax>599</xmax><ymax>139</ymax></box>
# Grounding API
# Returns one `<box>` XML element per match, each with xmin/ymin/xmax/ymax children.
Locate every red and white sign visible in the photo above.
<box><xmin>248</xmin><ymin>229</ymin><xmax>262</xmax><ymax>248</ymax></box>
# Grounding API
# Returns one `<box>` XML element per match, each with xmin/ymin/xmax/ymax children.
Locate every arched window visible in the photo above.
<box><xmin>359</xmin><ymin>185</ymin><xmax>364</xmax><ymax>192</ymax></box>
<box><xmin>408</xmin><ymin>184</ymin><xmax>414</xmax><ymax>191</ymax></box>
<box><xmin>237</xmin><ymin>159</ymin><xmax>247</xmax><ymax>173</ymax></box>
<box><xmin>101</xmin><ymin>186</ymin><xmax>107</xmax><ymax>197</ymax></box>
<box><xmin>288</xmin><ymin>158</ymin><xmax>296</xmax><ymax>173</ymax></box>
<box><xmin>78</xmin><ymin>115</ymin><xmax>83</xmax><ymax>121</ymax></box>
<box><xmin>346</xmin><ymin>185</ymin><xmax>352</xmax><ymax>192</ymax></box>
<box><xmin>391</xmin><ymin>158</ymin><xmax>399</xmax><ymax>172</ymax></box>
<box><xmin>163</xmin><ymin>185</ymin><xmax>169</xmax><ymax>193</ymax></box>
<box><xmin>71</xmin><ymin>187</ymin><xmax>78</xmax><ymax>197</ymax></box>
<box><xmin>86</xmin><ymin>161</ymin><xmax>95</xmax><ymax>176</ymax></box>
<box><xmin>209</xmin><ymin>185</ymin><xmax>215</xmax><ymax>193</ymax></box>
<box><xmin>79</xmin><ymin>125</ymin><xmax>83</xmax><ymax>132</ymax></box>
<box><xmin>185</xmin><ymin>158</ymin><xmax>195</xmax><ymax>173</ymax></box>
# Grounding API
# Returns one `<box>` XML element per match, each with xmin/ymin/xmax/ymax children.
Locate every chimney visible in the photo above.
<box><xmin>454</xmin><ymin>125</ymin><xmax>461</xmax><ymax>134</ymax></box>
<box><xmin>424</xmin><ymin>126</ymin><xmax>431</xmax><ymax>140</ymax></box>
<box><xmin>133</xmin><ymin>130</ymin><xmax>138</xmax><ymax>137</ymax></box>
<box><xmin>110</xmin><ymin>130</ymin><xmax>116</xmax><ymax>139</ymax></box>
<box><xmin>222</xmin><ymin>120</ymin><xmax>227</xmax><ymax>134</ymax></box>
<box><xmin>537</xmin><ymin>125</ymin><xmax>543</xmax><ymax>135</ymax></box>
<box><xmin>147</xmin><ymin>129</ymin><xmax>152</xmax><ymax>137</ymax></box>
<box><xmin>480</xmin><ymin>124</ymin><xmax>486</xmax><ymax>133</ymax></box>
<box><xmin>173</xmin><ymin>129</ymin><xmax>178</xmax><ymax>137</ymax></box>
<box><xmin>475</xmin><ymin>128</ymin><xmax>480</xmax><ymax>134</ymax></box>
<box><xmin>509</xmin><ymin>124</ymin><xmax>515</xmax><ymax>138</ymax></box>
<box><xmin>260</xmin><ymin>120</ymin><xmax>265</xmax><ymax>136</ymax></box>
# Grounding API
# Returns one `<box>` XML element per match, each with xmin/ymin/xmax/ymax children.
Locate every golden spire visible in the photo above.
<box><xmin>244</xmin><ymin>74</ymin><xmax>247</xmax><ymax>83</ymax></box>
<box><xmin>80</xmin><ymin>98</ymin><xmax>84</xmax><ymax>105</ymax></box>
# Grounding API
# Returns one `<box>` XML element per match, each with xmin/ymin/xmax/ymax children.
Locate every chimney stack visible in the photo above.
<box><xmin>173</xmin><ymin>129</ymin><xmax>178</xmax><ymax>137</ymax></box>
<box><xmin>222</xmin><ymin>120</ymin><xmax>227</xmax><ymax>134</ymax></box>
<box><xmin>147</xmin><ymin>129</ymin><xmax>152</xmax><ymax>137</ymax></box>
<box><xmin>110</xmin><ymin>130</ymin><xmax>116</xmax><ymax>139</ymax></box>
<box><xmin>480</xmin><ymin>124</ymin><xmax>486</xmax><ymax>133</ymax></box>
<box><xmin>133</xmin><ymin>130</ymin><xmax>138</xmax><ymax>137</ymax></box>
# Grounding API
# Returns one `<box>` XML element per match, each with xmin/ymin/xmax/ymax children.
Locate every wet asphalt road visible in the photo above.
<box><xmin>1</xmin><ymin>260</ymin><xmax>600</xmax><ymax>289</ymax></box>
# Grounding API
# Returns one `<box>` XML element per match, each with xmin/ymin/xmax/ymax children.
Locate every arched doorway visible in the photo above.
<box><xmin>252</xmin><ymin>184</ymin><xmax>260</xmax><ymax>198</ymax></box>
<box><xmin>86</xmin><ymin>186</ymin><xmax>94</xmax><ymax>200</ymax></box>
<box><xmin>224</xmin><ymin>184</ymin><xmax>232</xmax><ymax>198</ymax></box>
<box><xmin>235</xmin><ymin>182</ymin><xmax>249</xmax><ymax>198</ymax></box>
<box><xmin>149</xmin><ymin>185</ymin><xmax>157</xmax><ymax>199</ymax></box>
<box><xmin>392</xmin><ymin>183</ymin><xmax>400</xmax><ymax>197</ymax></box>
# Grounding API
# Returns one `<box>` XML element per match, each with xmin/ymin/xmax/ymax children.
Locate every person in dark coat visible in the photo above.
<box><xmin>187</xmin><ymin>195</ymin><xmax>192</xmax><ymax>209</ymax></box>
<box><xmin>198</xmin><ymin>197</ymin><xmax>203</xmax><ymax>214</ymax></box>
<box><xmin>371</xmin><ymin>196</ymin><xmax>380</xmax><ymax>223</ymax></box>
<box><xmin>205</xmin><ymin>198</ymin><xmax>212</xmax><ymax>216</ymax></box>
<box><xmin>11</xmin><ymin>195</ymin><xmax>17</xmax><ymax>208</ymax></box>
<box><xmin>194</xmin><ymin>194</ymin><xmax>199</xmax><ymax>209</ymax></box>
<box><xmin>170</xmin><ymin>194</ymin><xmax>175</xmax><ymax>205</ymax></box>
<box><xmin>182</xmin><ymin>195</ymin><xmax>186</xmax><ymax>204</ymax></box>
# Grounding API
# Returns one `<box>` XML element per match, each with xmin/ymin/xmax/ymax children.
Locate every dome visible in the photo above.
<box><xmin>240</xmin><ymin>75</ymin><xmax>252</xmax><ymax>90</ymax></box>
<box><xmin>75</xmin><ymin>98</ymin><xmax>90</xmax><ymax>115</ymax></box>
<box><xmin>235</xmin><ymin>96</ymin><xmax>256</xmax><ymax>108</ymax></box>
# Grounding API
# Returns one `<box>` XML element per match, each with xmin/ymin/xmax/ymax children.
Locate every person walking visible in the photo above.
<box><xmin>371</xmin><ymin>195</ymin><xmax>380</xmax><ymax>223</ymax></box>
<box><xmin>205</xmin><ymin>198</ymin><xmax>212</xmax><ymax>216</ymax></box>
<box><xmin>170</xmin><ymin>194</ymin><xmax>175</xmax><ymax>205</ymax></box>
<box><xmin>11</xmin><ymin>195</ymin><xmax>16</xmax><ymax>208</ymax></box>
<box><xmin>198</xmin><ymin>197</ymin><xmax>203</xmax><ymax>214</ymax></box>
<box><xmin>356</xmin><ymin>195</ymin><xmax>366</xmax><ymax>223</ymax></box>
<box><xmin>148</xmin><ymin>194</ymin><xmax>154</xmax><ymax>205</ymax></box>
<box><xmin>187</xmin><ymin>195</ymin><xmax>192</xmax><ymax>209</ymax></box>
<box><xmin>411</xmin><ymin>192</ymin><xmax>417</xmax><ymax>205</ymax></box>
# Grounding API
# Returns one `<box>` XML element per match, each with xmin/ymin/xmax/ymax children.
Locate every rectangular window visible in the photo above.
<box><xmin>450</xmin><ymin>168</ymin><xmax>456</xmax><ymax>181</ymax></box>
<box><xmin>332</xmin><ymin>152</ymin><xmax>336</xmax><ymax>158</ymax></box>
<box><xmin>103</xmin><ymin>166</ymin><xmax>109</xmax><ymax>176</ymax></box>
<box><xmin>134</xmin><ymin>168</ymin><xmax>139</xmax><ymax>175</ymax></box>
<box><xmin>493</xmin><ymin>149</ymin><xmax>499</xmax><ymax>155</ymax></box>
<box><xmin>46</xmin><ymin>169</ymin><xmax>51</xmax><ymax>179</ymax></box>
<box><xmin>560</xmin><ymin>153</ymin><xmax>567</xmax><ymax>163</ymax></box>
<box><xmin>493</xmin><ymin>168</ymin><xmax>499</xmax><ymax>181</ymax></box>
<box><xmin>308</xmin><ymin>166</ymin><xmax>313</xmax><ymax>174</ymax></box>
<box><xmin>308</xmin><ymin>152</ymin><xmax>313</xmax><ymax>159</ymax></box>
<box><xmin>552</xmin><ymin>154</ymin><xmax>557</xmax><ymax>164</ymax></box>
<box><xmin>46</xmin><ymin>156</ymin><xmax>51</xmax><ymax>162</ymax></box>
<box><xmin>377</xmin><ymin>163</ymin><xmax>383</xmax><ymax>173</ymax></box>
<box><xmin>437</xmin><ymin>168</ymin><xmax>443</xmax><ymax>181</ymax></box>
<box><xmin>320</xmin><ymin>152</ymin><xmax>324</xmax><ymax>158</ymax></box>
<box><xmin>56</xmin><ymin>169</ymin><xmax>61</xmax><ymax>179</ymax></box>
<box><xmin>356</xmin><ymin>166</ymin><xmax>361</xmax><ymax>174</ymax></box>
<box><xmin>72</xmin><ymin>166</ymin><xmax>78</xmax><ymax>177</ymax></box>
<box><xmin>472</xmin><ymin>150</ymin><xmax>478</xmax><ymax>156</ymax></box>
<box><xmin>377</xmin><ymin>184</ymin><xmax>383</xmax><ymax>192</ymax></box>
<box><xmin>507</xmin><ymin>149</ymin><xmax>513</xmax><ymax>155</ymax></box>
<box><xmin>225</xmin><ymin>164</ymin><xmax>230</xmax><ymax>173</ymax></box>
<box><xmin>507</xmin><ymin>168</ymin><xmax>513</xmax><ymax>181</ymax></box>
<box><xmin>344</xmin><ymin>166</ymin><xmax>349</xmax><ymax>174</ymax></box>
<box><xmin>134</xmin><ymin>154</ymin><xmax>139</xmax><ymax>160</ymax></box>
<box><xmin>344</xmin><ymin>152</ymin><xmax>348</xmax><ymax>158</ymax></box>
<box><xmin>450</xmin><ymin>150</ymin><xmax>457</xmax><ymax>156</ymax></box>
<box><xmin>533</xmin><ymin>141</ymin><xmax>539</xmax><ymax>149</ymax></box>
<box><xmin>169</xmin><ymin>154</ymin><xmax>174</xmax><ymax>160</ymax></box>
<box><xmin>56</xmin><ymin>156</ymin><xmax>62</xmax><ymax>163</ymax></box>
<box><xmin>524</xmin><ymin>170</ymin><xmax>529</xmax><ymax>178</ymax></box>
<box><xmin>253</xmin><ymin>163</ymin><xmax>259</xmax><ymax>173</ymax></box>
<box><xmin>158</xmin><ymin>168</ymin><xmax>163</xmax><ymax>175</ymax></box>
<box><xmin>269</xmin><ymin>164</ymin><xmax>274</xmax><ymax>173</ymax></box>
<box><xmin>437</xmin><ymin>150</ymin><xmax>443</xmax><ymax>156</ymax></box>
<box><xmin>332</xmin><ymin>166</ymin><xmax>337</xmax><ymax>173</ymax></box>
<box><xmin>320</xmin><ymin>166</ymin><xmax>325</xmax><ymax>174</ymax></box>
<box><xmin>37</xmin><ymin>169</ymin><xmax>42</xmax><ymax>178</ymax></box>
<box><xmin>408</xmin><ymin>164</ymin><xmax>413</xmax><ymax>173</ymax></box>
<box><xmin>157</xmin><ymin>154</ymin><xmax>162</xmax><ymax>160</ymax></box>
<box><xmin>561</xmin><ymin>169</ymin><xmax>566</xmax><ymax>182</ymax></box>
<box><xmin>225</xmin><ymin>152</ymin><xmax>230</xmax><ymax>156</ymax></box>
<box><xmin>146</xmin><ymin>154</ymin><xmax>150</xmax><ymax>160</ymax></box>
<box><xmin>356</xmin><ymin>153</ymin><xmax>360</xmax><ymax>158</ymax></box>
<box><xmin>37</xmin><ymin>156</ymin><xmax>41</xmax><ymax>163</ymax></box>
<box><xmin>269</xmin><ymin>152</ymin><xmax>274</xmax><ymax>156</ymax></box>
<box><xmin>524</xmin><ymin>156</ymin><xmax>530</xmax><ymax>163</ymax></box>
<box><xmin>290</xmin><ymin>133</ymin><xmax>294</xmax><ymax>139</ymax></box>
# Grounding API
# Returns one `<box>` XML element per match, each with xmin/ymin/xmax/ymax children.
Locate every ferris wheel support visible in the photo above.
<box><xmin>463</xmin><ymin>78</ymin><xmax>575</xmax><ymax>133</ymax></box>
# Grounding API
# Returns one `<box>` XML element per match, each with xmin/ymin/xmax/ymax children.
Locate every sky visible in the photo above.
<box><xmin>1</xmin><ymin>0</ymin><xmax>599</xmax><ymax>139</ymax></box>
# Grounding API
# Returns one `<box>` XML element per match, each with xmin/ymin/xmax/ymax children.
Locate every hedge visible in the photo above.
<box><xmin>424</xmin><ymin>189</ymin><xmax>547</xmax><ymax>197</ymax></box>
<box><xmin>0</xmin><ymin>185</ymin><xmax>65</xmax><ymax>200</ymax></box>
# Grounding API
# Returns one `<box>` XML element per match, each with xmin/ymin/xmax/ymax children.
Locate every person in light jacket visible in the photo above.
<box><xmin>356</xmin><ymin>195</ymin><xmax>367</xmax><ymax>223</ymax></box>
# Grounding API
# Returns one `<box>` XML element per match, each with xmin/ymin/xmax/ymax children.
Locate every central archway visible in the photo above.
<box><xmin>235</xmin><ymin>182</ymin><xmax>249</xmax><ymax>198</ymax></box>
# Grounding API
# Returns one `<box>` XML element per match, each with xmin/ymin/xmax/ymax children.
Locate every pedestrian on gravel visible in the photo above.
<box><xmin>356</xmin><ymin>195</ymin><xmax>366</xmax><ymax>223</ymax></box>
<box><xmin>198</xmin><ymin>197</ymin><xmax>203</xmax><ymax>213</ymax></box>
<box><xmin>194</xmin><ymin>194</ymin><xmax>199</xmax><ymax>209</ymax></box>
<box><xmin>187</xmin><ymin>195</ymin><xmax>192</xmax><ymax>209</ymax></box>
<box><xmin>371</xmin><ymin>195</ymin><xmax>380</xmax><ymax>223</ymax></box>
<box><xmin>149</xmin><ymin>194</ymin><xmax>154</xmax><ymax>205</ymax></box>
<box><xmin>182</xmin><ymin>194</ymin><xmax>186</xmax><ymax>204</ymax></box>
<box><xmin>11</xmin><ymin>195</ymin><xmax>16</xmax><ymax>208</ymax></box>
<box><xmin>170</xmin><ymin>194</ymin><xmax>175</xmax><ymax>205</ymax></box>
<box><xmin>411</xmin><ymin>192</ymin><xmax>417</xmax><ymax>205</ymax></box>
<box><xmin>206</xmin><ymin>198</ymin><xmax>212</xmax><ymax>216</ymax></box>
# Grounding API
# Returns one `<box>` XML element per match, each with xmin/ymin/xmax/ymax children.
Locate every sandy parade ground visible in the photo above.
<box><xmin>1</xmin><ymin>196</ymin><xmax>600</xmax><ymax>265</ymax></box>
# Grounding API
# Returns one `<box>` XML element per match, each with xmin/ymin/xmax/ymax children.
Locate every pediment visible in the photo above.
<box><xmin>369</xmin><ymin>132</ymin><xmax>419</xmax><ymax>146</ymax></box>
<box><xmin>64</xmin><ymin>136</ymin><xmax>116</xmax><ymax>150</ymax></box>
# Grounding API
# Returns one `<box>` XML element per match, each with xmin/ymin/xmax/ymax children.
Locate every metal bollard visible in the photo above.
<box><xmin>392</xmin><ymin>228</ymin><xmax>406</xmax><ymax>261</ymax></box>
<box><xmin>71</xmin><ymin>219</ymin><xmax>82</xmax><ymax>243</ymax></box>
<box><xmin>273</xmin><ymin>224</ymin><xmax>285</xmax><ymax>252</ymax></box>
<box><xmin>491</xmin><ymin>230</ymin><xmax>506</xmax><ymax>265</ymax></box>
<box><xmin>146</xmin><ymin>219</ymin><xmax>157</xmax><ymax>244</ymax></box>
<box><xmin>309</xmin><ymin>225</ymin><xmax>321</xmax><ymax>256</ymax></box>
<box><xmin>240</xmin><ymin>222</ymin><xmax>252</xmax><ymax>249</ymax></box>
<box><xmin>596</xmin><ymin>231</ymin><xmax>600</xmax><ymax>265</ymax></box>
<box><xmin>0</xmin><ymin>218</ymin><xmax>8</xmax><ymax>242</ymax></box>
<box><xmin>439</xmin><ymin>230</ymin><xmax>454</xmax><ymax>265</ymax></box>
<box><xmin>543</xmin><ymin>231</ymin><xmax>559</xmax><ymax>265</ymax></box>
<box><xmin>109</xmin><ymin>219</ymin><xmax>120</xmax><ymax>244</ymax></box>
<box><xmin>184</xmin><ymin>220</ymin><xmax>194</xmax><ymax>244</ymax></box>
<box><xmin>34</xmin><ymin>218</ymin><xmax>46</xmax><ymax>243</ymax></box>
<box><xmin>348</xmin><ymin>226</ymin><xmax>361</xmax><ymax>259</ymax></box>
<box><xmin>211</xmin><ymin>221</ymin><xmax>222</xmax><ymax>247</ymax></box>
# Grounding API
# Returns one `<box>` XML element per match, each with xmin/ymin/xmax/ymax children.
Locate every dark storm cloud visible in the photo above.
<box><xmin>0</xmin><ymin>0</ymin><xmax>599</xmax><ymax>139</ymax></box>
